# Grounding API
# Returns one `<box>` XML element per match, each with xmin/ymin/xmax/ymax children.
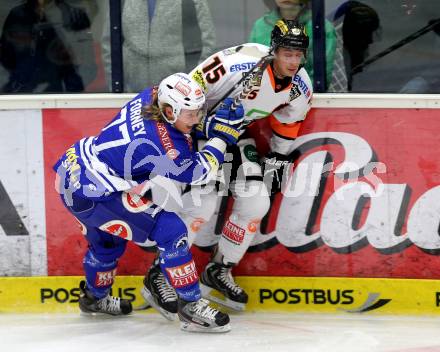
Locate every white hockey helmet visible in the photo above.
<box><xmin>157</xmin><ymin>72</ymin><xmax>206</xmax><ymax>124</ymax></box>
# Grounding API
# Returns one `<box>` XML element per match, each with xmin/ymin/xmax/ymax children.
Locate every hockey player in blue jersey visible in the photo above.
<box><xmin>53</xmin><ymin>72</ymin><xmax>244</xmax><ymax>333</ymax></box>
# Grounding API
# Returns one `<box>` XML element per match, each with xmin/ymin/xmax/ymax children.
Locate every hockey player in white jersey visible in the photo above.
<box><xmin>142</xmin><ymin>19</ymin><xmax>313</xmax><ymax>313</ymax></box>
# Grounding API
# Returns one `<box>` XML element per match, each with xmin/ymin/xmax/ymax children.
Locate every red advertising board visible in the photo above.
<box><xmin>43</xmin><ymin>108</ymin><xmax>440</xmax><ymax>278</ymax></box>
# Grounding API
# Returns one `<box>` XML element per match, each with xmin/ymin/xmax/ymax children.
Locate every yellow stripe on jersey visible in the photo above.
<box><xmin>201</xmin><ymin>151</ymin><xmax>219</xmax><ymax>171</ymax></box>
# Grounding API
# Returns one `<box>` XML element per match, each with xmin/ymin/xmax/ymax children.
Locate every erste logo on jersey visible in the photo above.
<box><xmin>156</xmin><ymin>122</ymin><xmax>178</xmax><ymax>160</ymax></box>
<box><xmin>230</xmin><ymin>62</ymin><xmax>256</xmax><ymax>72</ymax></box>
<box><xmin>165</xmin><ymin>260</ymin><xmax>198</xmax><ymax>288</ymax></box>
<box><xmin>293</xmin><ymin>74</ymin><xmax>311</xmax><ymax>98</ymax></box>
<box><xmin>99</xmin><ymin>220</ymin><xmax>133</xmax><ymax>240</ymax></box>
<box><xmin>122</xmin><ymin>192</ymin><xmax>152</xmax><ymax>213</ymax></box>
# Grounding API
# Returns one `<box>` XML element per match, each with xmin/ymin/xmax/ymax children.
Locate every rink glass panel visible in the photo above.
<box><xmin>0</xmin><ymin>0</ymin><xmax>107</xmax><ymax>93</ymax></box>
<box><xmin>0</xmin><ymin>1</ymin><xmax>438</xmax><ymax>93</ymax></box>
<box><xmin>325</xmin><ymin>0</ymin><xmax>440</xmax><ymax>93</ymax></box>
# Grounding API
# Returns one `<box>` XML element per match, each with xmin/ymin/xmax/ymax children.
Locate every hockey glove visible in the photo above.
<box><xmin>197</xmin><ymin>98</ymin><xmax>244</xmax><ymax>145</ymax></box>
<box><xmin>207</xmin><ymin>121</ymin><xmax>241</xmax><ymax>145</ymax></box>
<box><xmin>261</xmin><ymin>152</ymin><xmax>293</xmax><ymax>195</ymax></box>
<box><xmin>214</xmin><ymin>98</ymin><xmax>245</xmax><ymax>126</ymax></box>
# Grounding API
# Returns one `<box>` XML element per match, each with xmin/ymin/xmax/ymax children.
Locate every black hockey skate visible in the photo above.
<box><xmin>141</xmin><ymin>263</ymin><xmax>178</xmax><ymax>321</ymax></box>
<box><xmin>78</xmin><ymin>280</ymin><xmax>132</xmax><ymax>316</ymax></box>
<box><xmin>200</xmin><ymin>262</ymin><xmax>248</xmax><ymax>311</ymax></box>
<box><xmin>178</xmin><ymin>297</ymin><xmax>231</xmax><ymax>333</ymax></box>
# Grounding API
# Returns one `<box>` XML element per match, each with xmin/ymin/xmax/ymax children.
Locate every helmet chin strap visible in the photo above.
<box><xmin>160</xmin><ymin>107</ymin><xmax>178</xmax><ymax>124</ymax></box>
<box><xmin>272</xmin><ymin>61</ymin><xmax>286</xmax><ymax>79</ymax></box>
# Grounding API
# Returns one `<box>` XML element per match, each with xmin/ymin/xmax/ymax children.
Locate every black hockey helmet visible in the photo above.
<box><xmin>270</xmin><ymin>19</ymin><xmax>309</xmax><ymax>54</ymax></box>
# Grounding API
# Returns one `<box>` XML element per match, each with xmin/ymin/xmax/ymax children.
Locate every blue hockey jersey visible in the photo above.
<box><xmin>54</xmin><ymin>87</ymin><xmax>226</xmax><ymax>200</ymax></box>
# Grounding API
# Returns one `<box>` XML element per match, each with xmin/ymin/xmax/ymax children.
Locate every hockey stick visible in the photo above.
<box><xmin>352</xmin><ymin>18</ymin><xmax>440</xmax><ymax>74</ymax></box>
<box><xmin>207</xmin><ymin>45</ymin><xmax>273</xmax><ymax>115</ymax></box>
<box><xmin>134</xmin><ymin>302</ymin><xmax>152</xmax><ymax>311</ymax></box>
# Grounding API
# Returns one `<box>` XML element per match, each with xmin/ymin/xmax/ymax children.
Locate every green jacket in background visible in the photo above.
<box><xmin>249</xmin><ymin>10</ymin><xmax>336</xmax><ymax>86</ymax></box>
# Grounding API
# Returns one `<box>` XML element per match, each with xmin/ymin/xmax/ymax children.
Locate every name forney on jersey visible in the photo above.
<box><xmin>190</xmin><ymin>43</ymin><xmax>313</xmax><ymax>128</ymax></box>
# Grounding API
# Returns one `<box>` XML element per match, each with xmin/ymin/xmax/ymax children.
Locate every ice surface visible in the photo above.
<box><xmin>1</xmin><ymin>312</ymin><xmax>440</xmax><ymax>352</ymax></box>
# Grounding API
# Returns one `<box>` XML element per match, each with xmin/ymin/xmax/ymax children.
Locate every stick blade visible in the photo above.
<box><xmin>236</xmin><ymin>44</ymin><xmax>271</xmax><ymax>59</ymax></box>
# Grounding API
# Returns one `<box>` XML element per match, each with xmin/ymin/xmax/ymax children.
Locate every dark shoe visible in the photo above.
<box><xmin>79</xmin><ymin>280</ymin><xmax>132</xmax><ymax>316</ymax></box>
<box><xmin>178</xmin><ymin>297</ymin><xmax>231</xmax><ymax>333</ymax></box>
<box><xmin>141</xmin><ymin>263</ymin><xmax>178</xmax><ymax>321</ymax></box>
<box><xmin>200</xmin><ymin>262</ymin><xmax>248</xmax><ymax>311</ymax></box>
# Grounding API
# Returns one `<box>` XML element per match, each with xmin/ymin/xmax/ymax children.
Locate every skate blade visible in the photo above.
<box><xmin>134</xmin><ymin>301</ymin><xmax>152</xmax><ymax>311</ymax></box>
<box><xmin>200</xmin><ymin>283</ymin><xmax>246</xmax><ymax>311</ymax></box>
<box><xmin>140</xmin><ymin>287</ymin><xmax>177</xmax><ymax>321</ymax></box>
<box><xmin>79</xmin><ymin>311</ymin><xmax>130</xmax><ymax>318</ymax></box>
<box><xmin>80</xmin><ymin>311</ymin><xmax>106</xmax><ymax>317</ymax></box>
<box><xmin>180</xmin><ymin>321</ymin><xmax>231</xmax><ymax>333</ymax></box>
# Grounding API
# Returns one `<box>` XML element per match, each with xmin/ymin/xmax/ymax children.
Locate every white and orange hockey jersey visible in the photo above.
<box><xmin>190</xmin><ymin>43</ymin><xmax>313</xmax><ymax>146</ymax></box>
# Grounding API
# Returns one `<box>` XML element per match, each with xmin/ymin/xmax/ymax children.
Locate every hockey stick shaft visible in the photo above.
<box><xmin>207</xmin><ymin>51</ymin><xmax>273</xmax><ymax>114</ymax></box>
<box><xmin>352</xmin><ymin>19</ymin><xmax>440</xmax><ymax>74</ymax></box>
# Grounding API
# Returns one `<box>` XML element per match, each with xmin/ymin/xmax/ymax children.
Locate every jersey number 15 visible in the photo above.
<box><xmin>202</xmin><ymin>56</ymin><xmax>226</xmax><ymax>84</ymax></box>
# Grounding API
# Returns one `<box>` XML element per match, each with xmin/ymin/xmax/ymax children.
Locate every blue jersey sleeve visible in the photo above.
<box><xmin>54</xmin><ymin>89</ymin><xmax>227</xmax><ymax>200</ymax></box>
<box><xmin>132</xmin><ymin>121</ymin><xmax>226</xmax><ymax>185</ymax></box>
